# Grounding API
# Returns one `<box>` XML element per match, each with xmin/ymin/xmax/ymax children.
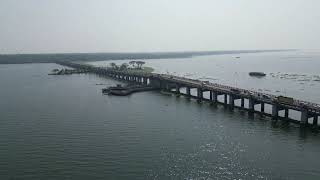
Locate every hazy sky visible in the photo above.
<box><xmin>0</xmin><ymin>0</ymin><xmax>319</xmax><ymax>54</ymax></box>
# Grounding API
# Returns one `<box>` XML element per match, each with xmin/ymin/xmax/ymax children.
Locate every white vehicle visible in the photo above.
<box><xmin>202</xmin><ymin>81</ymin><xmax>209</xmax><ymax>85</ymax></box>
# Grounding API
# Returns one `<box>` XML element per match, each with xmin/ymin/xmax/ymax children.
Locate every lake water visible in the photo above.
<box><xmin>1</xmin><ymin>50</ymin><xmax>320</xmax><ymax>179</ymax></box>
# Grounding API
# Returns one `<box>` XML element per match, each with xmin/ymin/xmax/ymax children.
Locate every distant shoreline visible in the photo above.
<box><xmin>0</xmin><ymin>49</ymin><xmax>295</xmax><ymax>64</ymax></box>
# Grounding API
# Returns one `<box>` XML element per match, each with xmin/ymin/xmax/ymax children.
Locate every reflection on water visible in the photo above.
<box><xmin>1</xmin><ymin>51</ymin><xmax>320</xmax><ymax>180</ymax></box>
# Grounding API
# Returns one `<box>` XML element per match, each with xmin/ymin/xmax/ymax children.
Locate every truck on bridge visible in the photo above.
<box><xmin>276</xmin><ymin>96</ymin><xmax>294</xmax><ymax>105</ymax></box>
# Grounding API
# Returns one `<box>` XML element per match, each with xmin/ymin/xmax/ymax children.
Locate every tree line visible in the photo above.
<box><xmin>109</xmin><ymin>61</ymin><xmax>145</xmax><ymax>71</ymax></box>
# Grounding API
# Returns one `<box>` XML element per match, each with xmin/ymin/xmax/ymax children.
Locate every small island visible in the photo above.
<box><xmin>101</xmin><ymin>61</ymin><xmax>157</xmax><ymax>96</ymax></box>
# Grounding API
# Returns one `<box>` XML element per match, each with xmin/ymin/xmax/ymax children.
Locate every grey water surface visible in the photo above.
<box><xmin>1</xmin><ymin>50</ymin><xmax>320</xmax><ymax>179</ymax></box>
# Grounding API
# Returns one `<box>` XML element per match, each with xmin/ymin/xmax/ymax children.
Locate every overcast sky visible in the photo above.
<box><xmin>0</xmin><ymin>0</ymin><xmax>319</xmax><ymax>54</ymax></box>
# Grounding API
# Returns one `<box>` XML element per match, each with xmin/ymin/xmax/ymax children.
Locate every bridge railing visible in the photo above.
<box><xmin>159</xmin><ymin>74</ymin><xmax>320</xmax><ymax>112</ymax></box>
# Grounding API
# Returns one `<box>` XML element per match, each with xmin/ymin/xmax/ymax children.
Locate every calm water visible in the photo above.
<box><xmin>1</xmin><ymin>50</ymin><xmax>320</xmax><ymax>179</ymax></box>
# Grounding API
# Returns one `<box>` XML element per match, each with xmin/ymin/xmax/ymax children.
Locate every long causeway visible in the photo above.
<box><xmin>56</xmin><ymin>61</ymin><xmax>320</xmax><ymax>127</ymax></box>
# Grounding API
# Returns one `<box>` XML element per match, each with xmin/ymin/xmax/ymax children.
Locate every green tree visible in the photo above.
<box><xmin>136</xmin><ymin>61</ymin><xmax>145</xmax><ymax>69</ymax></box>
<box><xmin>109</xmin><ymin>62</ymin><xmax>118</xmax><ymax>70</ymax></box>
<box><xmin>129</xmin><ymin>61</ymin><xmax>136</xmax><ymax>68</ymax></box>
<box><xmin>119</xmin><ymin>63</ymin><xmax>129</xmax><ymax>71</ymax></box>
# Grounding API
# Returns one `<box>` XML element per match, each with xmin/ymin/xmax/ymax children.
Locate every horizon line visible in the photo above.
<box><xmin>0</xmin><ymin>49</ymin><xmax>297</xmax><ymax>56</ymax></box>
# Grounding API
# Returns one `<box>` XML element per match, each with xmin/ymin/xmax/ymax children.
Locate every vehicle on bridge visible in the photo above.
<box><xmin>276</xmin><ymin>96</ymin><xmax>294</xmax><ymax>105</ymax></box>
<box><xmin>262</xmin><ymin>94</ymin><xmax>271</xmax><ymax>99</ymax></box>
<box><xmin>230</xmin><ymin>88</ymin><xmax>241</xmax><ymax>93</ymax></box>
<box><xmin>202</xmin><ymin>81</ymin><xmax>209</xmax><ymax>85</ymax></box>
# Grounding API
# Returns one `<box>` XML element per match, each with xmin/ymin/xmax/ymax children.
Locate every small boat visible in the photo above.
<box><xmin>249</xmin><ymin>72</ymin><xmax>266</xmax><ymax>77</ymax></box>
<box><xmin>109</xmin><ymin>88</ymin><xmax>130</xmax><ymax>96</ymax></box>
<box><xmin>102</xmin><ymin>88</ymin><xmax>111</xmax><ymax>94</ymax></box>
<box><xmin>103</xmin><ymin>84</ymin><xmax>157</xmax><ymax>96</ymax></box>
<box><xmin>102</xmin><ymin>84</ymin><xmax>125</xmax><ymax>94</ymax></box>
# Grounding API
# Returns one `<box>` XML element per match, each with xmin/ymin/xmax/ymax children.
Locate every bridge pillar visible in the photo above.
<box><xmin>300</xmin><ymin>110</ymin><xmax>309</xmax><ymax>126</ymax></box>
<box><xmin>175</xmin><ymin>84</ymin><xmax>180</xmax><ymax>94</ymax></box>
<box><xmin>284</xmin><ymin>108</ymin><xmax>289</xmax><ymax>120</ymax></box>
<box><xmin>197</xmin><ymin>88</ymin><xmax>203</xmax><ymax>101</ymax></box>
<box><xmin>186</xmin><ymin>87</ymin><xmax>191</xmax><ymax>96</ymax></box>
<box><xmin>261</xmin><ymin>102</ymin><xmax>265</xmax><ymax>112</ymax></box>
<box><xmin>249</xmin><ymin>98</ymin><xmax>255</xmax><ymax>112</ymax></box>
<box><xmin>209</xmin><ymin>90</ymin><xmax>213</xmax><ymax>101</ymax></box>
<box><xmin>144</xmin><ymin>77</ymin><xmax>148</xmax><ymax>85</ymax></box>
<box><xmin>166</xmin><ymin>83</ymin><xmax>170</xmax><ymax>91</ymax></box>
<box><xmin>241</xmin><ymin>98</ymin><xmax>245</xmax><ymax>108</ymax></box>
<box><xmin>229</xmin><ymin>95</ymin><xmax>235</xmax><ymax>108</ymax></box>
<box><xmin>224</xmin><ymin>94</ymin><xmax>228</xmax><ymax>104</ymax></box>
<box><xmin>149</xmin><ymin>78</ymin><xmax>161</xmax><ymax>88</ymax></box>
<box><xmin>272</xmin><ymin>104</ymin><xmax>279</xmax><ymax>120</ymax></box>
<box><xmin>162</xmin><ymin>81</ymin><xmax>166</xmax><ymax>89</ymax></box>
<box><xmin>313</xmin><ymin>115</ymin><xmax>318</xmax><ymax>127</ymax></box>
<box><xmin>158</xmin><ymin>81</ymin><xmax>164</xmax><ymax>89</ymax></box>
<box><xmin>212</xmin><ymin>91</ymin><xmax>218</xmax><ymax>103</ymax></box>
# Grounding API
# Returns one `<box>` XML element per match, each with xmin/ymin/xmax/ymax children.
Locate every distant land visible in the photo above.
<box><xmin>0</xmin><ymin>50</ymin><xmax>294</xmax><ymax>64</ymax></box>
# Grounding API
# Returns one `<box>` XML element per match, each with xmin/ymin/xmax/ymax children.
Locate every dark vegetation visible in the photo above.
<box><xmin>109</xmin><ymin>61</ymin><xmax>145</xmax><ymax>70</ymax></box>
<box><xmin>108</xmin><ymin>61</ymin><xmax>153</xmax><ymax>73</ymax></box>
<box><xmin>0</xmin><ymin>50</ymin><xmax>292</xmax><ymax>64</ymax></box>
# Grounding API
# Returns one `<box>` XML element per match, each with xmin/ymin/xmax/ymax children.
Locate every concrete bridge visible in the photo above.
<box><xmin>56</xmin><ymin>61</ymin><xmax>320</xmax><ymax>127</ymax></box>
